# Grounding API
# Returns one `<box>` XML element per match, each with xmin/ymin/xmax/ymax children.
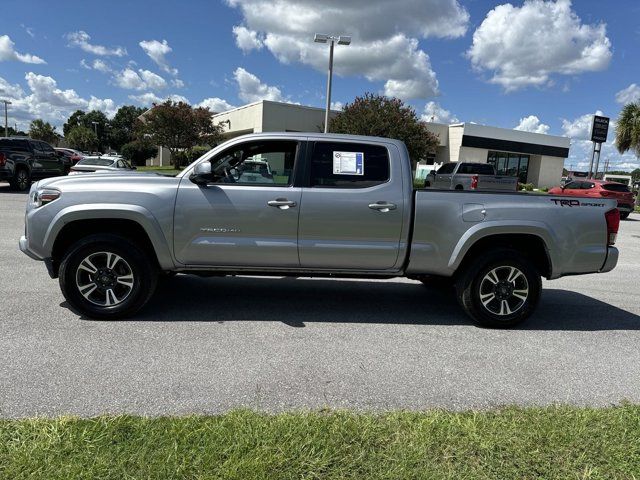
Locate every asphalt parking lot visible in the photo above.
<box><xmin>1</xmin><ymin>184</ymin><xmax>639</xmax><ymax>418</ymax></box>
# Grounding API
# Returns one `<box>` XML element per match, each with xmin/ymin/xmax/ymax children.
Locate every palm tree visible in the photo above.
<box><xmin>616</xmin><ymin>102</ymin><xmax>640</xmax><ymax>156</ymax></box>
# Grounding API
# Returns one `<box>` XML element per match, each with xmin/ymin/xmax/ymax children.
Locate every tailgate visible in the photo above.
<box><xmin>477</xmin><ymin>175</ymin><xmax>518</xmax><ymax>191</ymax></box>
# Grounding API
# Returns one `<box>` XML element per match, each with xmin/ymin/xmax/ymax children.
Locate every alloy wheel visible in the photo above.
<box><xmin>478</xmin><ymin>266</ymin><xmax>529</xmax><ymax>316</ymax></box>
<box><xmin>75</xmin><ymin>251</ymin><xmax>135</xmax><ymax>307</ymax></box>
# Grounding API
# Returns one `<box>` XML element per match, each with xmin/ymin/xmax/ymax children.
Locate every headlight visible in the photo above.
<box><xmin>31</xmin><ymin>188</ymin><xmax>61</xmax><ymax>208</ymax></box>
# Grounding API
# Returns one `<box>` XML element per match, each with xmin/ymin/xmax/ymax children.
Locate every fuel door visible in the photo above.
<box><xmin>462</xmin><ymin>203</ymin><xmax>486</xmax><ymax>222</ymax></box>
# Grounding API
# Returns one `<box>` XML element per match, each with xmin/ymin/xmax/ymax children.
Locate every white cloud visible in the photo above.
<box><xmin>128</xmin><ymin>92</ymin><xmax>190</xmax><ymax>107</ymax></box>
<box><xmin>467</xmin><ymin>0</ymin><xmax>612</xmax><ymax>91</ymax></box>
<box><xmin>226</xmin><ymin>0</ymin><xmax>469</xmax><ymax>100</ymax></box>
<box><xmin>66</xmin><ymin>31</ymin><xmax>127</xmax><ymax>56</ymax></box>
<box><xmin>561</xmin><ymin>110</ymin><xmax>605</xmax><ymax>140</ymax></box>
<box><xmin>0</xmin><ymin>73</ymin><xmax>117</xmax><ymax>129</ymax></box>
<box><xmin>330</xmin><ymin>101</ymin><xmax>344</xmax><ymax>111</ymax></box>
<box><xmin>21</xmin><ymin>24</ymin><xmax>35</xmax><ymax>38</ymax></box>
<box><xmin>92</xmin><ymin>59</ymin><xmax>112</xmax><ymax>73</ymax></box>
<box><xmin>197</xmin><ymin>97</ymin><xmax>236</xmax><ymax>112</ymax></box>
<box><xmin>234</xmin><ymin>67</ymin><xmax>283</xmax><ymax>103</ymax></box>
<box><xmin>139</xmin><ymin>39</ymin><xmax>178</xmax><ymax>75</ymax></box>
<box><xmin>171</xmin><ymin>78</ymin><xmax>185</xmax><ymax>88</ymax></box>
<box><xmin>514</xmin><ymin>115</ymin><xmax>550</xmax><ymax>134</ymax></box>
<box><xmin>0</xmin><ymin>35</ymin><xmax>46</xmax><ymax>64</ymax></box>
<box><xmin>421</xmin><ymin>101</ymin><xmax>458</xmax><ymax>124</ymax></box>
<box><xmin>233</xmin><ymin>26</ymin><xmax>264</xmax><ymax>52</ymax></box>
<box><xmin>615</xmin><ymin>83</ymin><xmax>640</xmax><ymax>105</ymax></box>
<box><xmin>113</xmin><ymin>68</ymin><xmax>167</xmax><ymax>91</ymax></box>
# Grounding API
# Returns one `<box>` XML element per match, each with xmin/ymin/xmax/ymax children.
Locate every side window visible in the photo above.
<box><xmin>309</xmin><ymin>142</ymin><xmax>390</xmax><ymax>188</ymax></box>
<box><xmin>437</xmin><ymin>163</ymin><xmax>455</xmax><ymax>174</ymax></box>
<box><xmin>40</xmin><ymin>142</ymin><xmax>55</xmax><ymax>154</ymax></box>
<box><xmin>31</xmin><ymin>141</ymin><xmax>44</xmax><ymax>155</ymax></box>
<box><xmin>564</xmin><ymin>181</ymin><xmax>580</xmax><ymax>189</ymax></box>
<box><xmin>117</xmin><ymin>160</ymin><xmax>125</xmax><ymax>168</ymax></box>
<box><xmin>209</xmin><ymin>140</ymin><xmax>298</xmax><ymax>186</ymax></box>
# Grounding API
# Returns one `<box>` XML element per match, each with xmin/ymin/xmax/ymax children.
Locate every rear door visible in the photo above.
<box><xmin>38</xmin><ymin>142</ymin><xmax>62</xmax><ymax>176</ymax></box>
<box><xmin>298</xmin><ymin>140</ymin><xmax>405</xmax><ymax>270</ymax></box>
<box><xmin>174</xmin><ymin>138</ymin><xmax>303</xmax><ymax>267</ymax></box>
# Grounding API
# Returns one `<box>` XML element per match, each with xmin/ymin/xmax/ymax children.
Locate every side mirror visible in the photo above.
<box><xmin>429</xmin><ymin>169</ymin><xmax>436</xmax><ymax>175</ymax></box>
<box><xmin>190</xmin><ymin>161</ymin><xmax>212</xmax><ymax>185</ymax></box>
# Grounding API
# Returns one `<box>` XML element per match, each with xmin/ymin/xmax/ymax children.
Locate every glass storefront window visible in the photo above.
<box><xmin>486</xmin><ymin>151</ymin><xmax>530</xmax><ymax>183</ymax></box>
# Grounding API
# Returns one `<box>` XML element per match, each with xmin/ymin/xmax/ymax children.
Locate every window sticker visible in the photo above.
<box><xmin>333</xmin><ymin>151</ymin><xmax>364</xmax><ymax>175</ymax></box>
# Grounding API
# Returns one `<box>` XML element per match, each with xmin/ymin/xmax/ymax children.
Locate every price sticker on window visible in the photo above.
<box><xmin>333</xmin><ymin>151</ymin><xmax>364</xmax><ymax>175</ymax></box>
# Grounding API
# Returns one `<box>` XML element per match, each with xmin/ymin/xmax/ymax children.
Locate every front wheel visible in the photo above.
<box><xmin>59</xmin><ymin>234</ymin><xmax>158</xmax><ymax>319</ymax></box>
<box><xmin>620</xmin><ymin>211</ymin><xmax>630</xmax><ymax>220</ymax></box>
<box><xmin>455</xmin><ymin>249</ymin><xmax>541</xmax><ymax>328</ymax></box>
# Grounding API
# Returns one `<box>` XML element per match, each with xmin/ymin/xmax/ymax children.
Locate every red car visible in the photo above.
<box><xmin>54</xmin><ymin>148</ymin><xmax>84</xmax><ymax>165</ymax></box>
<box><xmin>549</xmin><ymin>179</ymin><xmax>635</xmax><ymax>219</ymax></box>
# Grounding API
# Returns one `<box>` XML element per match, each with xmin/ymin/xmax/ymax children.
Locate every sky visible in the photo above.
<box><xmin>1</xmin><ymin>0</ymin><xmax>639</xmax><ymax>171</ymax></box>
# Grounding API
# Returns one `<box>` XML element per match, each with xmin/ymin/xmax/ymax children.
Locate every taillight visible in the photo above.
<box><xmin>470</xmin><ymin>175</ymin><xmax>478</xmax><ymax>190</ymax></box>
<box><xmin>605</xmin><ymin>209</ymin><xmax>620</xmax><ymax>246</ymax></box>
<box><xmin>0</xmin><ymin>152</ymin><xmax>5</xmax><ymax>167</ymax></box>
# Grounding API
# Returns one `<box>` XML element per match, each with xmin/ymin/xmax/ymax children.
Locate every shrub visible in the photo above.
<box><xmin>121</xmin><ymin>140</ymin><xmax>157</xmax><ymax>166</ymax></box>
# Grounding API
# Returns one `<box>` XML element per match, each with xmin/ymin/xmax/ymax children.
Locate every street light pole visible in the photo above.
<box><xmin>2</xmin><ymin>100</ymin><xmax>12</xmax><ymax>137</ymax></box>
<box><xmin>314</xmin><ymin>34</ymin><xmax>351</xmax><ymax>133</ymax></box>
<box><xmin>91</xmin><ymin>121</ymin><xmax>99</xmax><ymax>151</ymax></box>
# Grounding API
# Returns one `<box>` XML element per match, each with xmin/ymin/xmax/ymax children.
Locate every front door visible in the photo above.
<box><xmin>298</xmin><ymin>140</ymin><xmax>405</xmax><ymax>270</ymax></box>
<box><xmin>174</xmin><ymin>139</ymin><xmax>303</xmax><ymax>267</ymax></box>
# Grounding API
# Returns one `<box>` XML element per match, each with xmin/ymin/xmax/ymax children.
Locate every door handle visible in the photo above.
<box><xmin>268</xmin><ymin>198</ymin><xmax>297</xmax><ymax>209</ymax></box>
<box><xmin>368</xmin><ymin>202</ymin><xmax>397</xmax><ymax>212</ymax></box>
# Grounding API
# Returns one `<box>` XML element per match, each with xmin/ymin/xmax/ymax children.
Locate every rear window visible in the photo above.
<box><xmin>457</xmin><ymin>163</ymin><xmax>496</xmax><ymax>175</ymax></box>
<box><xmin>602</xmin><ymin>183</ymin><xmax>630</xmax><ymax>193</ymax></box>
<box><xmin>77</xmin><ymin>158</ymin><xmax>115</xmax><ymax>166</ymax></box>
<box><xmin>309</xmin><ymin>141</ymin><xmax>390</xmax><ymax>188</ymax></box>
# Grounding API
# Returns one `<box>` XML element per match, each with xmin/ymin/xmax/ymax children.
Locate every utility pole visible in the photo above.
<box><xmin>1</xmin><ymin>100</ymin><xmax>12</xmax><ymax>137</ymax></box>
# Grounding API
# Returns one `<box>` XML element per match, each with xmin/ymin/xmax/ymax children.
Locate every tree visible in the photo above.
<box><xmin>108</xmin><ymin>105</ymin><xmax>146</xmax><ymax>151</ymax></box>
<box><xmin>329</xmin><ymin>93</ymin><xmax>440</xmax><ymax>167</ymax></box>
<box><xmin>3</xmin><ymin>126</ymin><xmax>27</xmax><ymax>137</ymax></box>
<box><xmin>121</xmin><ymin>139</ymin><xmax>157</xmax><ymax>166</ymax></box>
<box><xmin>62</xmin><ymin>109</ymin><xmax>110</xmax><ymax>151</ymax></box>
<box><xmin>63</xmin><ymin>110</ymin><xmax>86</xmax><ymax>137</ymax></box>
<box><xmin>141</xmin><ymin>100</ymin><xmax>223</xmax><ymax>167</ymax></box>
<box><xmin>29</xmin><ymin>119</ymin><xmax>59</xmax><ymax>145</ymax></box>
<box><xmin>66</xmin><ymin>126</ymin><xmax>98</xmax><ymax>152</ymax></box>
<box><xmin>616</xmin><ymin>102</ymin><xmax>640</xmax><ymax>157</ymax></box>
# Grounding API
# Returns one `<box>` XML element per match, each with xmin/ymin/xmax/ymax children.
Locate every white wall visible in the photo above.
<box><xmin>458</xmin><ymin>146</ymin><xmax>488</xmax><ymax>163</ymax></box>
<box><xmin>536</xmin><ymin>155</ymin><xmax>564</xmax><ymax>188</ymax></box>
<box><xmin>448</xmin><ymin>125</ymin><xmax>464</xmax><ymax>163</ymax></box>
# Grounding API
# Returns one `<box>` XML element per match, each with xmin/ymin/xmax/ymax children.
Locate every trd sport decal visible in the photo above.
<box><xmin>550</xmin><ymin>199</ymin><xmax>606</xmax><ymax>207</ymax></box>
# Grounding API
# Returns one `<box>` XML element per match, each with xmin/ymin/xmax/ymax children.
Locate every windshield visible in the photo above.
<box><xmin>76</xmin><ymin>158</ymin><xmax>116</xmax><ymax>167</ymax></box>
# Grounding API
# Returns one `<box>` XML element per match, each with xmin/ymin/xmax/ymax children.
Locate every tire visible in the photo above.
<box><xmin>454</xmin><ymin>185</ymin><xmax>464</xmax><ymax>190</ymax></box>
<box><xmin>10</xmin><ymin>168</ymin><xmax>30</xmax><ymax>191</ymax></box>
<box><xmin>59</xmin><ymin>234</ymin><xmax>158</xmax><ymax>319</ymax></box>
<box><xmin>620</xmin><ymin>212</ymin><xmax>630</xmax><ymax>220</ymax></box>
<box><xmin>455</xmin><ymin>248</ymin><xmax>541</xmax><ymax>328</ymax></box>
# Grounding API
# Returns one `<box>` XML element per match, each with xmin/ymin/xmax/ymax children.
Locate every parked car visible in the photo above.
<box><xmin>20</xmin><ymin>133</ymin><xmax>620</xmax><ymax>327</ymax></box>
<box><xmin>548</xmin><ymin>180</ymin><xmax>635</xmax><ymax>219</ymax></box>
<box><xmin>68</xmin><ymin>157</ymin><xmax>137</xmax><ymax>175</ymax></box>
<box><xmin>0</xmin><ymin>137</ymin><xmax>67</xmax><ymax>191</ymax></box>
<box><xmin>55</xmin><ymin>148</ymin><xmax>84</xmax><ymax>167</ymax></box>
<box><xmin>425</xmin><ymin>162</ymin><xmax>518</xmax><ymax>191</ymax></box>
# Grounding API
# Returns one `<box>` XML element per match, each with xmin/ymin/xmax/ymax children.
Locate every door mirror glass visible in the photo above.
<box><xmin>190</xmin><ymin>161</ymin><xmax>212</xmax><ymax>185</ymax></box>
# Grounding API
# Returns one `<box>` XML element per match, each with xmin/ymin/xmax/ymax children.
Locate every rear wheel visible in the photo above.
<box><xmin>455</xmin><ymin>249</ymin><xmax>541</xmax><ymax>328</ymax></box>
<box><xmin>59</xmin><ymin>234</ymin><xmax>157</xmax><ymax>319</ymax></box>
<box><xmin>10</xmin><ymin>168</ymin><xmax>30</xmax><ymax>191</ymax></box>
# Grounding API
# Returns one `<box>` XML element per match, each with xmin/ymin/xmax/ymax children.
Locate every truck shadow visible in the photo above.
<box><xmin>122</xmin><ymin>275</ymin><xmax>640</xmax><ymax>331</ymax></box>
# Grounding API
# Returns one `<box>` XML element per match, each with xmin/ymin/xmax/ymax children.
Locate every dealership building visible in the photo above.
<box><xmin>152</xmin><ymin>100</ymin><xmax>570</xmax><ymax>188</ymax></box>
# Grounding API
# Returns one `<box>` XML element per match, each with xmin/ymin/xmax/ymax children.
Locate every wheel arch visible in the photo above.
<box><xmin>452</xmin><ymin>230</ymin><xmax>553</xmax><ymax>280</ymax></box>
<box><xmin>48</xmin><ymin>206</ymin><xmax>175</xmax><ymax>277</ymax></box>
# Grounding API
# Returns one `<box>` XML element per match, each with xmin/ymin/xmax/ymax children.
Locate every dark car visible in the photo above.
<box><xmin>0</xmin><ymin>137</ymin><xmax>67</xmax><ymax>191</ymax></box>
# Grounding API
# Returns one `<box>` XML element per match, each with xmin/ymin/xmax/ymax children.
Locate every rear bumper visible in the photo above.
<box><xmin>600</xmin><ymin>246</ymin><xmax>619</xmax><ymax>273</ymax></box>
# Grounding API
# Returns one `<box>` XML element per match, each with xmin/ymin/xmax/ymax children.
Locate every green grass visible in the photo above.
<box><xmin>136</xmin><ymin>165</ymin><xmax>183</xmax><ymax>176</ymax></box>
<box><xmin>2</xmin><ymin>406</ymin><xmax>640</xmax><ymax>479</ymax></box>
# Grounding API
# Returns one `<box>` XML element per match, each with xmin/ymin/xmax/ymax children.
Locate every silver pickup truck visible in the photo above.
<box><xmin>425</xmin><ymin>162</ymin><xmax>519</xmax><ymax>191</ymax></box>
<box><xmin>19</xmin><ymin>133</ymin><xmax>620</xmax><ymax>327</ymax></box>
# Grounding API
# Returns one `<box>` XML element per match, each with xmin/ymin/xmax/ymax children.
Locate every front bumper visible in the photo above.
<box><xmin>600</xmin><ymin>246</ymin><xmax>619</xmax><ymax>273</ymax></box>
<box><xmin>19</xmin><ymin>235</ymin><xmax>43</xmax><ymax>261</ymax></box>
<box><xmin>617</xmin><ymin>203</ymin><xmax>634</xmax><ymax>213</ymax></box>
